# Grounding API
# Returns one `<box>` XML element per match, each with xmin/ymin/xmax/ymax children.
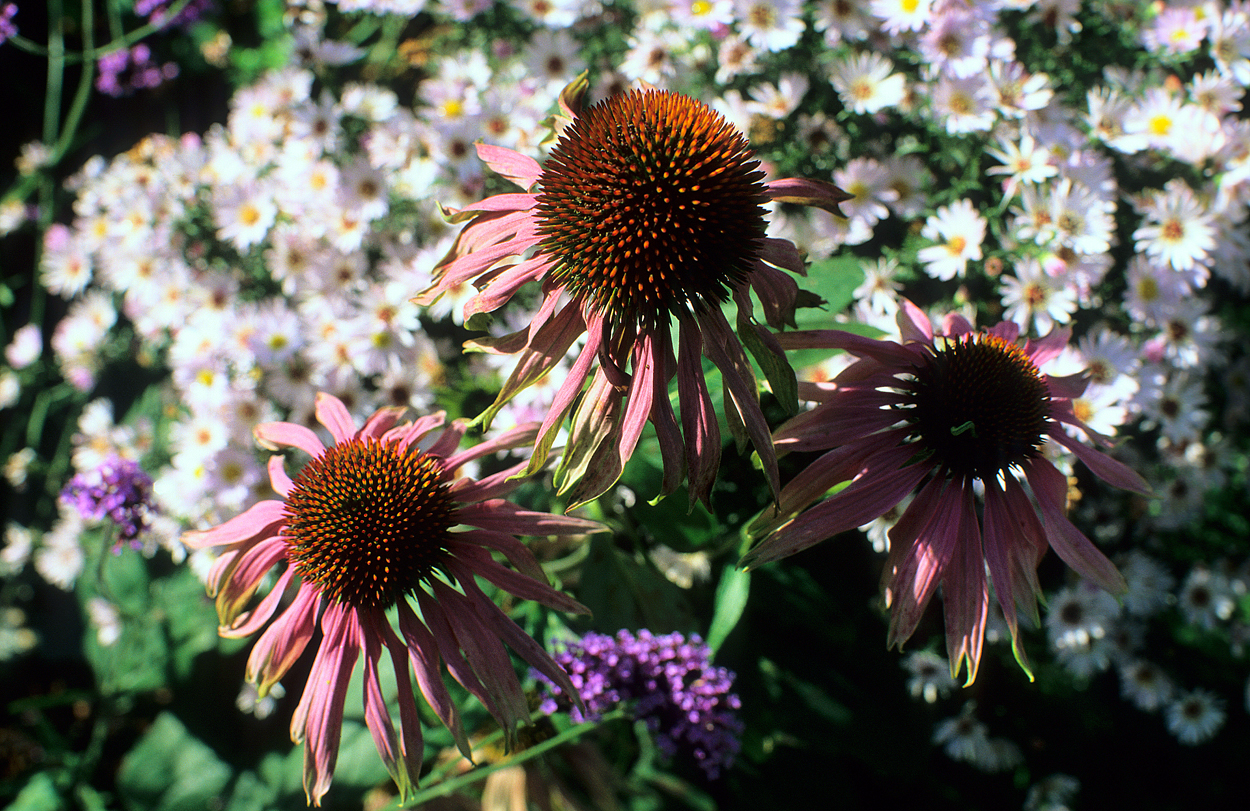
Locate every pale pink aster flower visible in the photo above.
<box><xmin>672</xmin><ymin>0</ymin><xmax>735</xmax><ymax>31</ymax></box>
<box><xmin>715</xmin><ymin>33</ymin><xmax>761</xmax><ymax>85</ymax></box>
<box><xmin>1133</xmin><ymin>181</ymin><xmax>1216</xmax><ymax>273</ymax></box>
<box><xmin>734</xmin><ymin>0</ymin><xmax>805</xmax><ymax>52</ymax></box>
<box><xmin>1208</xmin><ymin>7</ymin><xmax>1250</xmax><ymax>83</ymax></box>
<box><xmin>918</xmin><ymin>7</ymin><xmax>990</xmax><ymax>79</ymax></box>
<box><xmin>1143</xmin><ymin>6</ymin><xmax>1207</xmax><ymax>55</ymax></box>
<box><xmin>621</xmin><ymin>27</ymin><xmax>685</xmax><ymax>84</ymax></box>
<box><xmin>184</xmin><ymin>393</ymin><xmax>601</xmax><ymax>805</ymax></box>
<box><xmin>746</xmin><ymin>73</ymin><xmax>809</xmax><ymax>120</ymax></box>
<box><xmin>917</xmin><ymin>198</ymin><xmax>985</xmax><ymax>281</ymax></box>
<box><xmin>882</xmin><ymin>154</ymin><xmax>932</xmax><ymax>219</ymax></box>
<box><xmin>999</xmin><ymin>255</ymin><xmax>1076</xmax><ymax>335</ymax></box>
<box><xmin>1123</xmin><ymin>255</ymin><xmax>1187</xmax><ymax>325</ymax></box>
<box><xmin>986</xmin><ymin>132</ymin><xmax>1057</xmax><ymax>198</ymax></box>
<box><xmin>1189</xmin><ymin>69</ymin><xmax>1242</xmax><ymax>115</ymax></box>
<box><xmin>871</xmin><ymin>0</ymin><xmax>931</xmax><ymax>34</ymax></box>
<box><xmin>929</xmin><ymin>74</ymin><xmax>996</xmax><ymax>134</ymax></box>
<box><xmin>524</xmin><ymin>29</ymin><xmax>587</xmax><ymax>93</ymax></box>
<box><xmin>833</xmin><ymin>156</ymin><xmax>896</xmax><ymax>233</ymax></box>
<box><xmin>40</xmin><ymin>224</ymin><xmax>93</xmax><ymax>298</ymax></box>
<box><xmin>1046</xmin><ymin>178</ymin><xmax>1114</xmax><ymax>256</ymax></box>
<box><xmin>828</xmin><ymin>51</ymin><xmax>907</xmax><ymax>115</ymax></box>
<box><xmin>1166</xmin><ymin>689</ymin><xmax>1225</xmax><ymax>745</ymax></box>
<box><xmin>5</xmin><ymin>323</ymin><xmax>43</xmax><ymax>369</ymax></box>
<box><xmin>1135</xmin><ymin>369</ymin><xmax>1209</xmax><ymax>444</ymax></box>
<box><xmin>989</xmin><ymin>60</ymin><xmax>1053</xmax><ymax>120</ymax></box>
<box><xmin>745</xmin><ymin>303</ymin><xmax>1149</xmax><ymax>683</ymax></box>
<box><xmin>416</xmin><ymin>86</ymin><xmax>849</xmax><ymax>509</ymax></box>
<box><xmin>214</xmin><ymin>181</ymin><xmax>278</xmax><ymax>251</ymax></box>
<box><xmin>813</xmin><ymin>0</ymin><xmax>873</xmax><ymax>45</ymax></box>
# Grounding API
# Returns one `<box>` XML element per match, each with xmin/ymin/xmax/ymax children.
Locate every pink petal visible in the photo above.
<box><xmin>254</xmin><ymin>421</ymin><xmax>325</xmax><ymax>458</ymax></box>
<box><xmin>1047</xmin><ymin>427</ymin><xmax>1150</xmax><ymax>494</ymax></box>
<box><xmin>1024</xmin><ymin>325</ymin><xmax>1072</xmax><ymax>368</ymax></box>
<box><xmin>884</xmin><ymin>479</ymin><xmax>965</xmax><ymax>650</ymax></box>
<box><xmin>268</xmin><ymin>456</ymin><xmax>294</xmax><ymax>498</ymax></box>
<box><xmin>214</xmin><ymin>535</ymin><xmax>288</xmax><ymax>628</ymax></box>
<box><xmin>461</xmin><ymin>192</ymin><xmax>538</xmax><ymax>214</ymax></box>
<box><xmin>897</xmin><ymin>300</ymin><xmax>934</xmax><ymax>343</ymax></box>
<box><xmin>476</xmin><ymin>143</ymin><xmax>542</xmax><ymax>189</ymax></box>
<box><xmin>443</xmin><ymin>421</ymin><xmax>536</xmax><ymax>472</ymax></box>
<box><xmin>359</xmin><ymin>612</ymin><xmax>417</xmax><ymax>799</ymax></box>
<box><xmin>448</xmin><ymin>549</ymin><xmax>589</xmax><ymax>615</ymax></box>
<box><xmin>396</xmin><ymin>602</ymin><xmax>471</xmax><ymax>758</ymax></box>
<box><xmin>182</xmin><ymin>499</ymin><xmax>287</xmax><ymax>550</ymax></box>
<box><xmin>376</xmin><ymin>615</ymin><xmax>425</xmax><ymax>795</ymax></box>
<box><xmin>678</xmin><ymin>317</ymin><xmax>720</xmax><ymax>509</ymax></box>
<box><xmin>940</xmin><ymin>488</ymin><xmax>988</xmax><ymax>685</ymax></box>
<box><xmin>464</xmin><ymin>255</ymin><xmax>549</xmax><ymax>317</ymax></box>
<box><xmin>1023</xmin><ymin>457</ymin><xmax>1127</xmax><ymax>595</ymax></box>
<box><xmin>299</xmin><ymin>603</ymin><xmax>360</xmax><ymax>806</ymax></box>
<box><xmin>766</xmin><ymin>176</ymin><xmax>853</xmax><ymax>215</ymax></box>
<box><xmin>315</xmin><ymin>392</ymin><xmax>358</xmax><ymax>445</ymax></box>
<box><xmin>414</xmin><ymin>589</ymin><xmax>503</xmax><ymax>723</ymax></box>
<box><xmin>247</xmin><ymin>584</ymin><xmax>319</xmax><ymax>695</ymax></box>
<box><xmin>455</xmin><ymin>500</ymin><xmax>605</xmax><ymax>537</ymax></box>
<box><xmin>221</xmin><ymin>567</ymin><xmax>295</xmax><ymax>639</ymax></box>
<box><xmin>359</xmin><ymin>405</ymin><xmax>408</xmax><ymax>440</ymax></box>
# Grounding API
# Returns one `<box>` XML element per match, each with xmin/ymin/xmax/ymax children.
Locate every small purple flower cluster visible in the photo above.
<box><xmin>536</xmin><ymin>629</ymin><xmax>744</xmax><ymax>779</ymax></box>
<box><xmin>0</xmin><ymin>3</ymin><xmax>16</xmax><ymax>45</ymax></box>
<box><xmin>61</xmin><ymin>457</ymin><xmax>155</xmax><ymax>549</ymax></box>
<box><xmin>95</xmin><ymin>44</ymin><xmax>178</xmax><ymax>98</ymax></box>
<box><xmin>134</xmin><ymin>0</ymin><xmax>214</xmax><ymax>30</ymax></box>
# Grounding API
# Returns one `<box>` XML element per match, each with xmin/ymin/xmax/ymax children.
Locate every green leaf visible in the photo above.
<box><xmin>7</xmin><ymin>772</ymin><xmax>65</xmax><ymax>811</ymax></box>
<box><xmin>577</xmin><ymin>535</ymin><xmax>694</xmax><ymax>632</ymax></box>
<box><xmin>706</xmin><ymin>564</ymin><xmax>750</xmax><ymax>655</ymax></box>
<box><xmin>736</xmin><ymin>308</ymin><xmax>798</xmax><ymax>416</ymax></box>
<box><xmin>116</xmin><ymin>713</ymin><xmax>233</xmax><ymax>811</ymax></box>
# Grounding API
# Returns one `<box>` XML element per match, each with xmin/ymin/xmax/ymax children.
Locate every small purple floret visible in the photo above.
<box><xmin>535</xmin><ymin>629</ymin><xmax>743</xmax><ymax>779</ymax></box>
<box><xmin>61</xmin><ymin>456</ymin><xmax>156</xmax><ymax>550</ymax></box>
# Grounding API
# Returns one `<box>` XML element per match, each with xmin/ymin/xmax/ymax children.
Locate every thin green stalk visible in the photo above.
<box><xmin>399</xmin><ymin>710</ymin><xmax>627</xmax><ymax>808</ymax></box>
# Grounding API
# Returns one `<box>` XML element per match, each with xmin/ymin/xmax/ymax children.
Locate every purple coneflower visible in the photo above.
<box><xmin>416</xmin><ymin>80</ymin><xmax>849</xmax><ymax>508</ymax></box>
<box><xmin>184</xmin><ymin>393</ymin><xmax>601</xmax><ymax>806</ymax></box>
<box><xmin>744</xmin><ymin>302</ymin><xmax>1149</xmax><ymax>683</ymax></box>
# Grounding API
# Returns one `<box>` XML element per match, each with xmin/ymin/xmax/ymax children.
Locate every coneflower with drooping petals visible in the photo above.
<box><xmin>416</xmin><ymin>77</ymin><xmax>850</xmax><ymax>509</ymax></box>
<box><xmin>183</xmin><ymin>393</ymin><xmax>603</xmax><ymax>806</ymax></box>
<box><xmin>744</xmin><ymin>302</ymin><xmax>1149</xmax><ymax>684</ymax></box>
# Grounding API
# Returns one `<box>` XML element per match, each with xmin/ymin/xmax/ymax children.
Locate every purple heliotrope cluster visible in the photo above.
<box><xmin>61</xmin><ymin>456</ymin><xmax>155</xmax><ymax>548</ymax></box>
<box><xmin>535</xmin><ymin>629</ymin><xmax>743</xmax><ymax>780</ymax></box>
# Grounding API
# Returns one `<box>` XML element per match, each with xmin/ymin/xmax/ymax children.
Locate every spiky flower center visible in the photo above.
<box><xmin>535</xmin><ymin>89</ymin><xmax>769</xmax><ymax>326</ymax></box>
<box><xmin>282</xmin><ymin>438</ymin><xmax>457</xmax><ymax>610</ymax></box>
<box><xmin>903</xmin><ymin>333</ymin><xmax>1051</xmax><ymax>482</ymax></box>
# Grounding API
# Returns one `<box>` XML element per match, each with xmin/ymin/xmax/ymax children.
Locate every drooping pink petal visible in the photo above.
<box><xmin>519</xmin><ymin>307</ymin><xmax>600</xmax><ymax>472</ymax></box>
<box><xmin>476</xmin><ymin>143</ymin><xmax>542</xmax><ymax>189</ymax></box>
<box><xmin>897</xmin><ymin>299</ymin><xmax>934</xmax><ymax>344</ymax></box>
<box><xmin>358</xmin><ymin>405</ymin><xmax>408</xmax><ymax>440</ymax></box>
<box><xmin>941</xmin><ymin>487</ymin><xmax>988</xmax><ymax>685</ymax></box>
<box><xmin>214</xmin><ymin>535</ymin><xmax>289</xmax><ymax>627</ymax></box>
<box><xmin>414</xmin><ymin>588</ymin><xmax>504</xmax><ymax>725</ymax></box>
<box><xmin>448</xmin><ymin>459</ymin><xmax>528</xmax><ymax>503</ymax></box>
<box><xmin>1047</xmin><ymin>427</ymin><xmax>1150</xmax><ymax>494</ymax></box>
<box><xmin>1023</xmin><ymin>457</ymin><xmax>1127</xmax><ymax>595</ymax></box>
<box><xmin>221</xmin><ymin>567</ymin><xmax>295</xmax><ymax>639</ymax></box>
<box><xmin>764</xmin><ymin>432</ymin><xmax>911</xmax><ymax>525</ymax></box>
<box><xmin>699</xmin><ymin>306</ymin><xmax>780</xmax><ymax>501</ymax></box>
<box><xmin>376</xmin><ymin>615</ymin><xmax>426</xmax><ymax>794</ymax></box>
<box><xmin>450</xmin><ymin>528</ymin><xmax>549</xmax><ymax>581</ymax></box>
<box><xmin>884</xmin><ymin>478</ymin><xmax>965</xmax><ymax>651</ymax></box>
<box><xmin>465</xmin><ymin>255</ymin><xmax>550</xmax><ymax>318</ymax></box>
<box><xmin>775</xmin><ymin>328</ymin><xmax>918</xmax><ymax>368</ymax></box>
<box><xmin>183</xmin><ymin>499</ymin><xmax>286</xmax><ymax>550</ymax></box>
<box><xmin>448</xmin><ymin>549</ymin><xmax>589</xmax><ymax>615</ymax></box>
<box><xmin>748</xmin><ymin>261</ymin><xmax>801</xmax><ymax>328</ymax></box>
<box><xmin>882</xmin><ymin>475</ymin><xmax>950</xmax><ymax>594</ymax></box>
<box><xmin>456</xmin><ymin>500</ymin><xmax>605</xmax><ymax>537</ymax></box>
<box><xmin>425</xmin><ymin>584</ymin><xmax>530</xmax><ymax>742</ymax></box>
<box><xmin>458</xmin><ymin>574</ymin><xmax>585</xmax><ymax>715</ymax></box>
<box><xmin>557</xmin><ymin>370</ymin><xmax>624</xmax><ymax>506</ymax></box>
<box><xmin>315</xmin><ymin>392</ymin><xmax>358</xmax><ymax>445</ymax></box>
<box><xmin>461</xmin><ymin>192</ymin><xmax>538</xmax><ymax>215</ymax></box>
<box><xmin>765</xmin><ymin>176</ymin><xmax>853</xmax><ymax>214</ymax></box>
<box><xmin>744</xmin><ymin>455</ymin><xmax>928</xmax><ymax>568</ymax></box>
<box><xmin>677</xmin><ymin>317</ymin><xmax>721</xmax><ymax>508</ymax></box>
<box><xmin>299</xmin><ymin>603</ymin><xmax>360</xmax><ymax>807</ymax></box>
<box><xmin>247</xmin><ymin>584</ymin><xmax>319</xmax><ymax>696</ymax></box>
<box><xmin>755</xmin><ymin>236</ymin><xmax>806</xmax><ymax>276</ymax></box>
<box><xmin>982</xmin><ymin>477</ymin><xmax>1047</xmax><ymax>678</ymax></box>
<box><xmin>396</xmin><ymin>601</ymin><xmax>471</xmax><ymax>758</ymax></box>
<box><xmin>771</xmin><ymin>393</ymin><xmax>905</xmax><ymax>453</ymax></box>
<box><xmin>359</xmin><ymin>612</ymin><xmax>417</xmax><ymax>799</ymax></box>
<box><xmin>444</xmin><ymin>422</ymin><xmax>536</xmax><ymax>472</ymax></box>
<box><xmin>1044</xmin><ymin>372</ymin><xmax>1089</xmax><ymax>400</ymax></box>
<box><xmin>254</xmin><ymin>421</ymin><xmax>326</xmax><ymax>457</ymax></box>
<box><xmin>268</xmin><ymin>456</ymin><xmax>293</xmax><ymax>499</ymax></box>
<box><xmin>645</xmin><ymin>319</ymin><xmax>685</xmax><ymax>500</ymax></box>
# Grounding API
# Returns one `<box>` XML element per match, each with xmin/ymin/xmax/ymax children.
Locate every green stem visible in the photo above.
<box><xmin>399</xmin><ymin>710</ymin><xmax>627</xmax><ymax>808</ymax></box>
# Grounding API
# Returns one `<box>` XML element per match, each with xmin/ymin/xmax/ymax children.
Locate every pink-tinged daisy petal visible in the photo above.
<box><xmin>476</xmin><ymin>143</ymin><xmax>542</xmax><ymax>189</ymax></box>
<box><xmin>268</xmin><ymin>456</ymin><xmax>294</xmax><ymax>498</ymax></box>
<box><xmin>1023</xmin><ymin>457</ymin><xmax>1127</xmax><ymax>595</ymax></box>
<box><xmin>183</xmin><ymin>499</ymin><xmax>286</xmax><ymax>549</ymax></box>
<box><xmin>254</xmin><ymin>421</ymin><xmax>325</xmax><ymax>457</ymax></box>
<box><xmin>315</xmin><ymin>392</ymin><xmax>357</xmax><ymax>445</ymax></box>
<box><xmin>247</xmin><ymin>585</ymin><xmax>319</xmax><ymax>696</ymax></box>
<box><xmin>941</xmin><ymin>488</ymin><xmax>988</xmax><ymax>685</ymax></box>
<box><xmin>1047</xmin><ymin>427</ymin><xmax>1151</xmax><ymax>494</ymax></box>
<box><xmin>396</xmin><ymin>602</ymin><xmax>471</xmax><ymax>759</ymax></box>
<box><xmin>299</xmin><ymin>603</ymin><xmax>359</xmax><ymax>807</ymax></box>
